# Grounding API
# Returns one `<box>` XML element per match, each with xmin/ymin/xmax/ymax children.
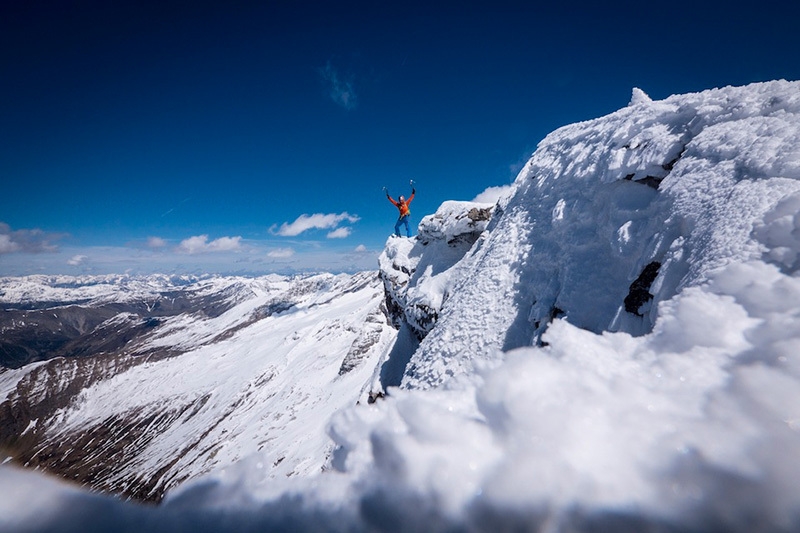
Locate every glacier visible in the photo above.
<box><xmin>2</xmin><ymin>79</ymin><xmax>800</xmax><ymax>532</ymax></box>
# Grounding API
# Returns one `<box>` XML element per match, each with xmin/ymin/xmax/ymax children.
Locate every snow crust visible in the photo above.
<box><xmin>3</xmin><ymin>80</ymin><xmax>800</xmax><ymax>532</ymax></box>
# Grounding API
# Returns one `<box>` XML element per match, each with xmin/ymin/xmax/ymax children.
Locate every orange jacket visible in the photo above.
<box><xmin>388</xmin><ymin>191</ymin><xmax>414</xmax><ymax>217</ymax></box>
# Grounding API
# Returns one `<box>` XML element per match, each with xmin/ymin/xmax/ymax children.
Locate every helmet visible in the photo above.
<box><xmin>399</xmin><ymin>196</ymin><xmax>405</xmax><ymax>201</ymax></box>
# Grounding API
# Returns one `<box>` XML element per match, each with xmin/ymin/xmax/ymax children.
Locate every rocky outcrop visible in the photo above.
<box><xmin>378</xmin><ymin>201</ymin><xmax>496</xmax><ymax>340</ymax></box>
<box><xmin>338</xmin><ymin>307</ymin><xmax>390</xmax><ymax>375</ymax></box>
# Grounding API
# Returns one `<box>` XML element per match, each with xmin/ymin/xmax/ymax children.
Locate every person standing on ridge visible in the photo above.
<box><xmin>384</xmin><ymin>182</ymin><xmax>416</xmax><ymax>237</ymax></box>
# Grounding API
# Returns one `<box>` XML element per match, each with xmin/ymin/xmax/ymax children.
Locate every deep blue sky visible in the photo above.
<box><xmin>1</xmin><ymin>0</ymin><xmax>798</xmax><ymax>275</ymax></box>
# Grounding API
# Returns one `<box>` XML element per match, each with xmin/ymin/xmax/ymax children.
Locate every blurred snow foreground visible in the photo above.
<box><xmin>4</xmin><ymin>79</ymin><xmax>800</xmax><ymax>532</ymax></box>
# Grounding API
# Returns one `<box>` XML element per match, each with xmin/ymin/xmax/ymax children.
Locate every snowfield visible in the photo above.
<box><xmin>3</xmin><ymin>80</ymin><xmax>800</xmax><ymax>532</ymax></box>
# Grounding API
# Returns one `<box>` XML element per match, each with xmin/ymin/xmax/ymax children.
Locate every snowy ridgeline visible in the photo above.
<box><xmin>0</xmin><ymin>271</ymin><xmax>397</xmax><ymax>503</ymax></box>
<box><xmin>3</xmin><ymin>80</ymin><xmax>800</xmax><ymax>532</ymax></box>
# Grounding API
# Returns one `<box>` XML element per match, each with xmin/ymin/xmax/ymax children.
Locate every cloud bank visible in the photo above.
<box><xmin>275</xmin><ymin>212</ymin><xmax>359</xmax><ymax>237</ymax></box>
<box><xmin>0</xmin><ymin>222</ymin><xmax>64</xmax><ymax>254</ymax></box>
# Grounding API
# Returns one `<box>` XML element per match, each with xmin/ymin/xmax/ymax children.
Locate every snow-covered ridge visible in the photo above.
<box><xmin>395</xmin><ymin>79</ymin><xmax>800</xmax><ymax>390</ymax></box>
<box><xmin>1</xmin><ymin>271</ymin><xmax>395</xmax><ymax>502</ymax></box>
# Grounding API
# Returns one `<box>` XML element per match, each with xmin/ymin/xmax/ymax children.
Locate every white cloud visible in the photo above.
<box><xmin>354</xmin><ymin>244</ymin><xmax>368</xmax><ymax>253</ymax></box>
<box><xmin>0</xmin><ymin>222</ymin><xmax>63</xmax><ymax>254</ymax></box>
<box><xmin>0</xmin><ymin>234</ymin><xmax>20</xmax><ymax>254</ymax></box>
<box><xmin>67</xmin><ymin>255</ymin><xmax>88</xmax><ymax>266</ymax></box>
<box><xmin>327</xmin><ymin>227</ymin><xmax>352</xmax><ymax>239</ymax></box>
<box><xmin>177</xmin><ymin>235</ymin><xmax>242</xmax><ymax>254</ymax></box>
<box><xmin>318</xmin><ymin>62</ymin><xmax>357</xmax><ymax>110</ymax></box>
<box><xmin>472</xmin><ymin>185</ymin><xmax>513</xmax><ymax>204</ymax></box>
<box><xmin>268</xmin><ymin>248</ymin><xmax>295</xmax><ymax>259</ymax></box>
<box><xmin>147</xmin><ymin>236</ymin><xmax>167</xmax><ymax>249</ymax></box>
<box><xmin>275</xmin><ymin>212</ymin><xmax>360</xmax><ymax>237</ymax></box>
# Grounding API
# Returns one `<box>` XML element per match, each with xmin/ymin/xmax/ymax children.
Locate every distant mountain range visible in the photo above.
<box><xmin>1</xmin><ymin>271</ymin><xmax>395</xmax><ymax>501</ymax></box>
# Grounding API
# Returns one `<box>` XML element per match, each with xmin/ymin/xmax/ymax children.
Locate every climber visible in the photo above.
<box><xmin>384</xmin><ymin>184</ymin><xmax>415</xmax><ymax>237</ymax></box>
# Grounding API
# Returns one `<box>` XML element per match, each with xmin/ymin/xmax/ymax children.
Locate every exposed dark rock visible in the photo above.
<box><xmin>339</xmin><ymin>311</ymin><xmax>387</xmax><ymax>375</ymax></box>
<box><xmin>467</xmin><ymin>207</ymin><xmax>493</xmax><ymax>223</ymax></box>
<box><xmin>635</xmin><ymin>176</ymin><xmax>663</xmax><ymax>189</ymax></box>
<box><xmin>662</xmin><ymin>144</ymin><xmax>687</xmax><ymax>172</ymax></box>
<box><xmin>367</xmin><ymin>391</ymin><xmax>385</xmax><ymax>404</ymax></box>
<box><xmin>253</xmin><ymin>300</ymin><xmax>296</xmax><ymax>319</ymax></box>
<box><xmin>378</xmin><ymin>269</ymin><xmax>409</xmax><ymax>331</ymax></box>
<box><xmin>536</xmin><ymin>306</ymin><xmax>566</xmax><ymax>347</ymax></box>
<box><xmin>621</xmin><ymin>142</ymin><xmax>688</xmax><ymax>191</ymax></box>
<box><xmin>624</xmin><ymin>262</ymin><xmax>662</xmax><ymax>316</ymax></box>
<box><xmin>623</xmin><ymin>174</ymin><xmax>663</xmax><ymax>190</ymax></box>
<box><xmin>406</xmin><ymin>303</ymin><xmax>439</xmax><ymax>341</ymax></box>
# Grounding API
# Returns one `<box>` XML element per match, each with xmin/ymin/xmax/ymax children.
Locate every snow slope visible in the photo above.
<box><xmin>1</xmin><ymin>271</ymin><xmax>395</xmax><ymax>501</ymax></box>
<box><xmin>2</xmin><ymin>80</ymin><xmax>800</xmax><ymax>532</ymax></box>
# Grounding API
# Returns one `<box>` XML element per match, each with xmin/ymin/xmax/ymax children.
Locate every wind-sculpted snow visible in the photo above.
<box><xmin>314</xmin><ymin>261</ymin><xmax>800</xmax><ymax>532</ymax></box>
<box><xmin>2</xmin><ymin>80</ymin><xmax>800</xmax><ymax>533</ymax></box>
<box><xmin>402</xmin><ymin>79</ymin><xmax>800</xmax><ymax>390</ymax></box>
